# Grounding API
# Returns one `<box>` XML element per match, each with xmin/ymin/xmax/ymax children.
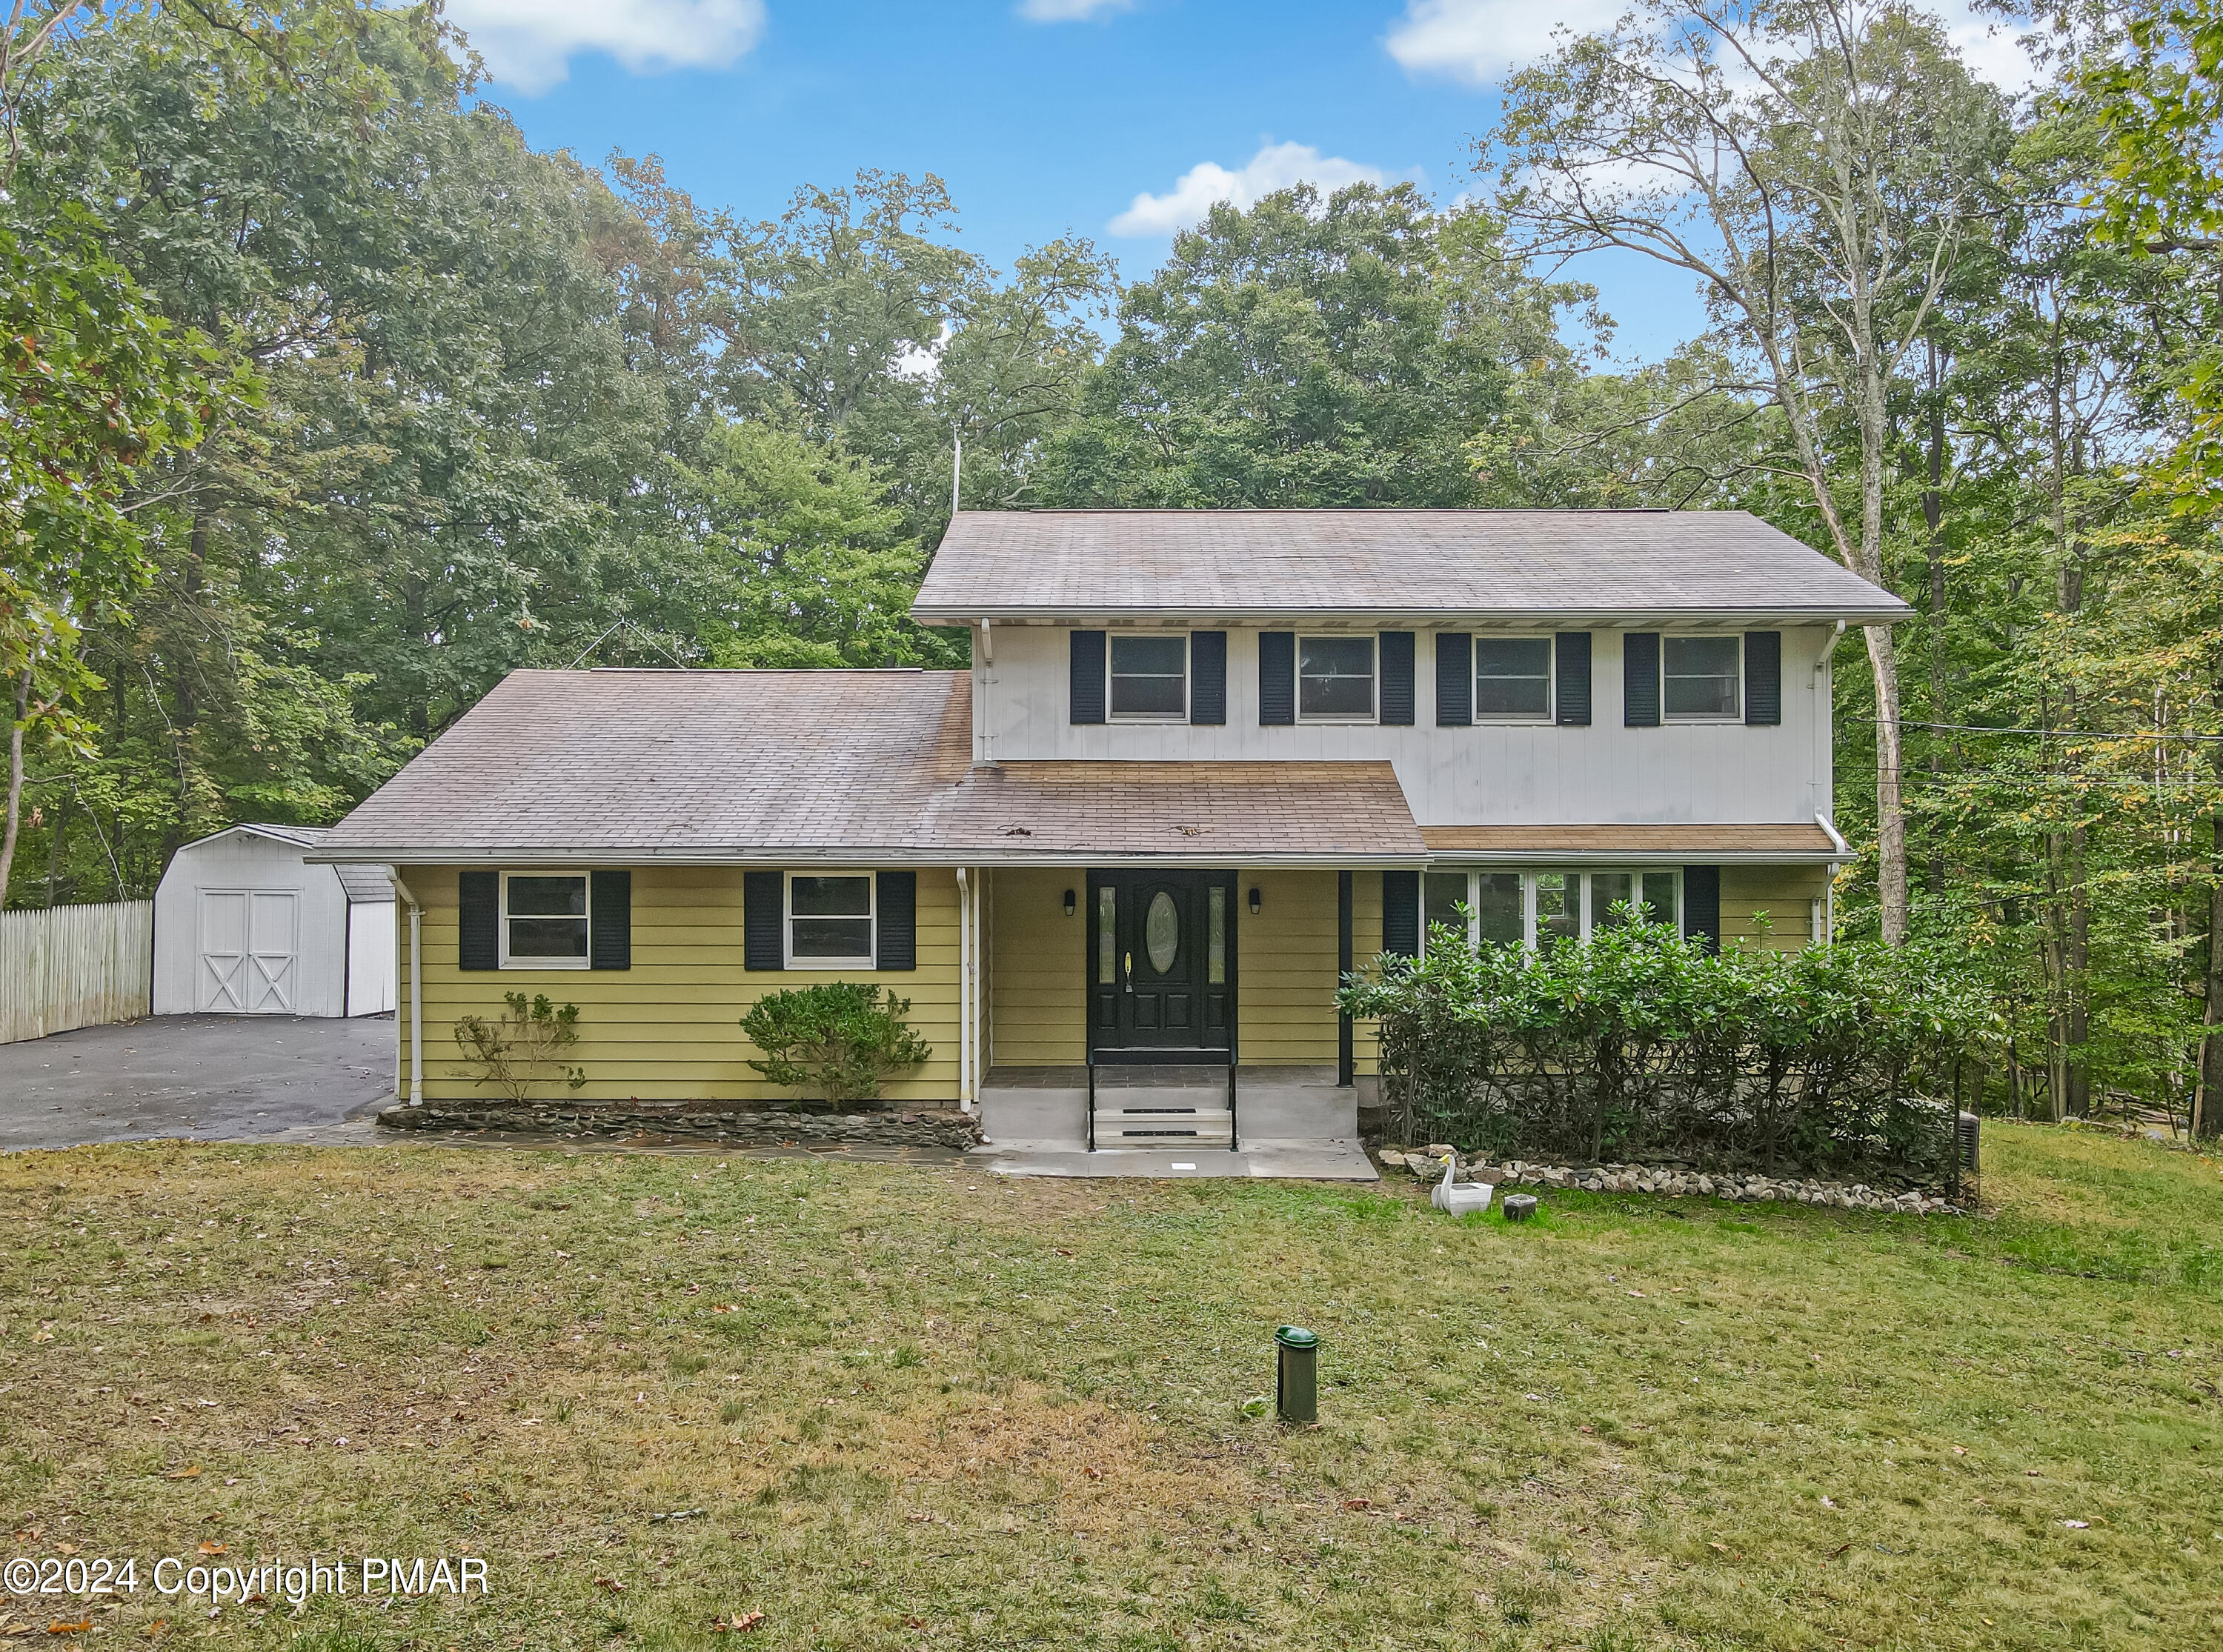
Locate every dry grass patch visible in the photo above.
<box><xmin>0</xmin><ymin>1125</ymin><xmax>2218</xmax><ymax>1651</ymax></box>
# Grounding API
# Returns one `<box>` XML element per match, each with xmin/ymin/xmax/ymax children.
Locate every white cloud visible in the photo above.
<box><xmin>1017</xmin><ymin>0</ymin><xmax>1133</xmax><ymax>19</ymax></box>
<box><xmin>1384</xmin><ymin>0</ymin><xmax>1620</xmax><ymax>84</ymax></box>
<box><xmin>1108</xmin><ymin>141</ymin><xmax>1389</xmax><ymax>237</ymax></box>
<box><xmin>448</xmin><ymin>0</ymin><xmax>767</xmax><ymax>95</ymax></box>
<box><xmin>1385</xmin><ymin>0</ymin><xmax>2038</xmax><ymax>91</ymax></box>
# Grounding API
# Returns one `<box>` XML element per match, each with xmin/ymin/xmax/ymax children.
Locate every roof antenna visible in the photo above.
<box><xmin>951</xmin><ymin>430</ymin><xmax>963</xmax><ymax>520</ymax></box>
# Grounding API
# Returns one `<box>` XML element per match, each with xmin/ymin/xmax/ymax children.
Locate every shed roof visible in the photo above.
<box><xmin>170</xmin><ymin>822</ymin><xmax>393</xmax><ymax>899</ymax></box>
<box><xmin>913</xmin><ymin>509</ymin><xmax>1910</xmax><ymax>625</ymax></box>
<box><xmin>313</xmin><ymin>669</ymin><xmax>1429</xmax><ymax>866</ymax></box>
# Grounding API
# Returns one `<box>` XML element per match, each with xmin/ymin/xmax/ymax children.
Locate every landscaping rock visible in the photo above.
<box><xmin>377</xmin><ymin>1099</ymin><xmax>980</xmax><ymax>1148</ymax></box>
<box><xmin>1473</xmin><ymin>1157</ymin><xmax>1964</xmax><ymax>1216</ymax></box>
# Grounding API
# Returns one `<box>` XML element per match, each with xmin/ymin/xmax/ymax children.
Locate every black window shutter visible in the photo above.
<box><xmin>876</xmin><ymin>871</ymin><xmax>917</xmax><ymax>970</ymax></box>
<box><xmin>1378</xmin><ymin>631</ymin><xmax>1415</xmax><ymax>725</ymax></box>
<box><xmin>743</xmin><ymin>870</ymin><xmax>784</xmax><ymax>971</ymax></box>
<box><xmin>590</xmin><ymin>870</ymin><xmax>631</xmax><ymax>970</ymax></box>
<box><xmin>1259</xmin><ymin>630</ymin><xmax>1295</xmax><ymax>725</ymax></box>
<box><xmin>1624</xmin><ymin>632</ymin><xmax>1661</xmax><ymax>727</ymax></box>
<box><xmin>1683</xmin><ymin>865</ymin><xmax>1721</xmax><ymax>955</ymax></box>
<box><xmin>1190</xmin><ymin>631</ymin><xmax>1227</xmax><ymax>725</ymax></box>
<box><xmin>1382</xmin><ymin>870</ymin><xmax>1420</xmax><ymax>959</ymax></box>
<box><xmin>1555</xmin><ymin>631</ymin><xmax>1592</xmax><ymax>726</ymax></box>
<box><xmin>1744</xmin><ymin>631</ymin><xmax>1782</xmax><ymax>725</ymax></box>
<box><xmin>458</xmin><ymin>871</ymin><xmax>499</xmax><ymax>970</ymax></box>
<box><xmin>1435</xmin><ymin>633</ymin><xmax>1472</xmax><ymax>726</ymax></box>
<box><xmin>1069</xmin><ymin>630</ymin><xmax>1106</xmax><ymax>725</ymax></box>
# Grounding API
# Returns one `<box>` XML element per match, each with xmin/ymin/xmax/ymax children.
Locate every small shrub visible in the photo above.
<box><xmin>740</xmin><ymin>982</ymin><xmax>932</xmax><ymax>1108</ymax></box>
<box><xmin>453</xmin><ymin>993</ymin><xmax>586</xmax><ymax>1103</ymax></box>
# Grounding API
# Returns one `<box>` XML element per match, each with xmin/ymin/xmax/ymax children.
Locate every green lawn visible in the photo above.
<box><xmin>1</xmin><ymin>1123</ymin><xmax>2218</xmax><ymax>1651</ymax></box>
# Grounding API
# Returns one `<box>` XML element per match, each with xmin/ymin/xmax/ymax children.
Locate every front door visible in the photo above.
<box><xmin>1086</xmin><ymin>870</ymin><xmax>1235</xmax><ymax>1064</ymax></box>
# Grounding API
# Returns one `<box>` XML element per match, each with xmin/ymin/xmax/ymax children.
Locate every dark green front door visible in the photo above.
<box><xmin>1086</xmin><ymin>870</ymin><xmax>1235</xmax><ymax>1065</ymax></box>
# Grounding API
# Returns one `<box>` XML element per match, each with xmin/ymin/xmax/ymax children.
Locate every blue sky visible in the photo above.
<box><xmin>446</xmin><ymin>0</ymin><xmax>2023</xmax><ymax>363</ymax></box>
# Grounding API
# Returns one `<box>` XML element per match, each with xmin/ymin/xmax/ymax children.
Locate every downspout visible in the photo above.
<box><xmin>1815</xmin><ymin>813</ymin><xmax>1849</xmax><ymax>948</ymax></box>
<box><xmin>956</xmin><ymin>867</ymin><xmax>974</xmax><ymax>1113</ymax></box>
<box><xmin>389</xmin><ymin>870</ymin><xmax>423</xmax><ymax>1105</ymax></box>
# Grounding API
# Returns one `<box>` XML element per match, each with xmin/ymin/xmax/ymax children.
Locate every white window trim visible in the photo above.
<box><xmin>1422</xmin><ymin>867</ymin><xmax>1682</xmax><ymax>954</ymax></box>
<box><xmin>499</xmin><ymin>870</ymin><xmax>591</xmax><ymax>970</ymax></box>
<box><xmin>1472</xmin><ymin>634</ymin><xmax>1556</xmax><ymax>724</ymax></box>
<box><xmin>1106</xmin><ymin>630</ymin><xmax>1191</xmax><ymax>724</ymax></box>
<box><xmin>1296</xmin><ymin>633</ymin><xmax>1378</xmax><ymax>724</ymax></box>
<box><xmin>1661</xmin><ymin>633</ymin><xmax>1744</xmax><ymax>724</ymax></box>
<box><xmin>783</xmin><ymin>870</ymin><xmax>877</xmax><ymax>970</ymax></box>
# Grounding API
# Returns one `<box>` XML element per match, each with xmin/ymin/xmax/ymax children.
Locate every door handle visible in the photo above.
<box><xmin>1123</xmin><ymin>950</ymin><xmax>1133</xmax><ymax>990</ymax></box>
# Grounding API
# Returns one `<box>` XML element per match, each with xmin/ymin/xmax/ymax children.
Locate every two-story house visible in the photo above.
<box><xmin>316</xmin><ymin>508</ymin><xmax>1906</xmax><ymax>1150</ymax></box>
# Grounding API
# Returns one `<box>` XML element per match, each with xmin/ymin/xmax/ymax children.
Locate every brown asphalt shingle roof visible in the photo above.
<box><xmin>914</xmin><ymin>510</ymin><xmax>1910</xmax><ymax>624</ymax></box>
<box><xmin>1420</xmin><ymin>825</ymin><xmax>1845</xmax><ymax>861</ymax></box>
<box><xmin>316</xmin><ymin>669</ymin><xmax>1426</xmax><ymax>865</ymax></box>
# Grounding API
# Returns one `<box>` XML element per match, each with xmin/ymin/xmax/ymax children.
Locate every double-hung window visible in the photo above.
<box><xmin>1109</xmin><ymin>633</ymin><xmax>1189</xmax><ymax>719</ymax></box>
<box><xmin>1474</xmin><ymin>637</ymin><xmax>1553</xmax><ymax>720</ymax></box>
<box><xmin>1662</xmin><ymin>636</ymin><xmax>1742</xmax><ymax>720</ymax></box>
<box><xmin>1422</xmin><ymin>868</ymin><xmax>1681</xmax><ymax>951</ymax></box>
<box><xmin>500</xmin><ymin>872</ymin><xmax>591</xmax><ymax>967</ymax></box>
<box><xmin>1298</xmin><ymin>636</ymin><xmax>1376</xmax><ymax>720</ymax></box>
<box><xmin>785</xmin><ymin>873</ymin><xmax>875</xmax><ymax>967</ymax></box>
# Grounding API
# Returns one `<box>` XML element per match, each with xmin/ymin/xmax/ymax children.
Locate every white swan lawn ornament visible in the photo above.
<box><xmin>1431</xmin><ymin>1150</ymin><xmax>1495</xmax><ymax>1216</ymax></box>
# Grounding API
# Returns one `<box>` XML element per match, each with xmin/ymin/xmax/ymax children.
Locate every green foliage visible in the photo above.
<box><xmin>451</xmin><ymin>993</ymin><xmax>586</xmax><ymax>1105</ymax></box>
<box><xmin>1340</xmin><ymin>915</ymin><xmax>1992</xmax><ymax>1184</ymax></box>
<box><xmin>1040</xmin><ymin>182</ymin><xmax>1594</xmax><ymax>507</ymax></box>
<box><xmin>739</xmin><ymin>983</ymin><xmax>932</xmax><ymax>1110</ymax></box>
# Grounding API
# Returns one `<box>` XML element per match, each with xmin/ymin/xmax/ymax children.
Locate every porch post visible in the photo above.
<box><xmin>1338</xmin><ymin>870</ymin><xmax>1354</xmax><ymax>1088</ymax></box>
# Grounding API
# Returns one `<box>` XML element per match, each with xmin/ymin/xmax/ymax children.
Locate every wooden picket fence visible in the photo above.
<box><xmin>0</xmin><ymin>900</ymin><xmax>153</xmax><ymax>1045</ymax></box>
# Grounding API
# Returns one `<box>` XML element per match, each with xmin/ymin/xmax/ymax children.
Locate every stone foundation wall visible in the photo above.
<box><xmin>377</xmin><ymin>1099</ymin><xmax>980</xmax><ymax>1148</ymax></box>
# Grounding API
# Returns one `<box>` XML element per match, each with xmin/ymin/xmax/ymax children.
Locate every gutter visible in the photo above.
<box><xmin>388</xmin><ymin>870</ymin><xmax>423</xmax><ymax>1107</ymax></box>
<box><xmin>911</xmin><ymin>606</ymin><xmax>1915</xmax><ymax>629</ymax></box>
<box><xmin>316</xmin><ymin>847</ymin><xmax>1438</xmax><ymax>870</ymax></box>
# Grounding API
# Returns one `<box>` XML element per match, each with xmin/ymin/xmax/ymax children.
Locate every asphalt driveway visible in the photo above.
<box><xmin>0</xmin><ymin>1013</ymin><xmax>396</xmax><ymax>1152</ymax></box>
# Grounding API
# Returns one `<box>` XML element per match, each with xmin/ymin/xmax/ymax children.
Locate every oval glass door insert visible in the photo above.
<box><xmin>1144</xmin><ymin>890</ymin><xmax>1180</xmax><ymax>973</ymax></box>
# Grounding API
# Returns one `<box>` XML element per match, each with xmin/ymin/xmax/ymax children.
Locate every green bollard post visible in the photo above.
<box><xmin>1275</xmin><ymin>1325</ymin><xmax>1318</xmax><ymax>1424</ymax></box>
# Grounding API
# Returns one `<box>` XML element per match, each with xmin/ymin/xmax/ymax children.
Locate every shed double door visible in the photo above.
<box><xmin>1086</xmin><ymin>870</ymin><xmax>1235</xmax><ymax>1065</ymax></box>
<box><xmin>197</xmin><ymin>889</ymin><xmax>300</xmax><ymax>1013</ymax></box>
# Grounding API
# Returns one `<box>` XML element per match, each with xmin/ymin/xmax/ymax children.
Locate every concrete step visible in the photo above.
<box><xmin>1093</xmin><ymin>1106</ymin><xmax>1235</xmax><ymax>1147</ymax></box>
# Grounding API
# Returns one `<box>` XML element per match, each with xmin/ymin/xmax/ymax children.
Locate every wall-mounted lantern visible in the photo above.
<box><xmin>1063</xmin><ymin>888</ymin><xmax>1077</xmax><ymax>919</ymax></box>
<box><xmin>1248</xmin><ymin>886</ymin><xmax>1263</xmax><ymax>916</ymax></box>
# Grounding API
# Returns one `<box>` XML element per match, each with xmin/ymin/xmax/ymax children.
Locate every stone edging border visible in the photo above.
<box><xmin>376</xmin><ymin>1102</ymin><xmax>980</xmax><ymax>1149</ymax></box>
<box><xmin>1377</xmin><ymin>1150</ymin><xmax>1968</xmax><ymax>1216</ymax></box>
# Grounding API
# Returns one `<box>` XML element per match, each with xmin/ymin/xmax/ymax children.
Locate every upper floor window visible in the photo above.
<box><xmin>1475</xmin><ymin>636</ymin><xmax>1553</xmax><ymax>720</ymax></box>
<box><xmin>787</xmin><ymin>873</ymin><xmax>875</xmax><ymax>968</ymax></box>
<box><xmin>1299</xmin><ymin>636</ymin><xmax>1375</xmax><ymax>721</ymax></box>
<box><xmin>1423</xmin><ymin>867</ymin><xmax>1679</xmax><ymax>951</ymax></box>
<box><xmin>501</xmin><ymin>872</ymin><xmax>591</xmax><ymax>968</ymax></box>
<box><xmin>1663</xmin><ymin>636</ymin><xmax>1741</xmax><ymax>720</ymax></box>
<box><xmin>1109</xmin><ymin>633</ymin><xmax>1188</xmax><ymax>719</ymax></box>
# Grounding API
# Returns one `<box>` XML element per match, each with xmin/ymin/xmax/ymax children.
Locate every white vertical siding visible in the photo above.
<box><xmin>0</xmin><ymin>901</ymin><xmax>154</xmax><ymax>1044</ymax></box>
<box><xmin>977</xmin><ymin>624</ymin><xmax>1837</xmax><ymax>827</ymax></box>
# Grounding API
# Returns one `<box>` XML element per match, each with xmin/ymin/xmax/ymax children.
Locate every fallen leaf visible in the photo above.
<box><xmin>143</xmin><ymin>1622</ymin><xmax>167</xmax><ymax>1640</ymax></box>
<box><xmin>731</xmin><ymin>1613</ymin><xmax>765</xmax><ymax>1632</ymax></box>
<box><xmin>1578</xmin><ymin>1425</ymin><xmax>1595</xmax><ymax>1434</ymax></box>
<box><xmin>164</xmin><ymin>1466</ymin><xmax>202</xmax><ymax>1480</ymax></box>
<box><xmin>196</xmin><ymin>1542</ymin><xmax>225</xmax><ymax>1556</ymax></box>
<box><xmin>46</xmin><ymin>1624</ymin><xmax>91</xmax><ymax>1637</ymax></box>
<box><xmin>1083</xmin><ymin>1465</ymin><xmax>1105</xmax><ymax>1482</ymax></box>
<box><xmin>2060</xmin><ymin>1519</ymin><xmax>2090</xmax><ymax>1530</ymax></box>
<box><xmin>1341</xmin><ymin>1498</ymin><xmax>1370</xmax><ymax>1511</ymax></box>
<box><xmin>1707</xmin><ymin>1541</ymin><xmax>1729</xmax><ymax>1552</ymax></box>
<box><xmin>901</xmin><ymin>1616</ymin><xmax>926</xmax><ymax>1630</ymax></box>
<box><xmin>1952</xmin><ymin>1445</ymin><xmax>1967</xmax><ymax>1456</ymax></box>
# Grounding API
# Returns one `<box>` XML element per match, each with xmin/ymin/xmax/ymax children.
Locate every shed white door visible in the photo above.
<box><xmin>197</xmin><ymin>889</ymin><xmax>300</xmax><ymax>1012</ymax></box>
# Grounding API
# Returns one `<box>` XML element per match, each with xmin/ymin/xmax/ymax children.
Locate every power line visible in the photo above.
<box><xmin>1855</xmin><ymin>716</ymin><xmax>2223</xmax><ymax>744</ymax></box>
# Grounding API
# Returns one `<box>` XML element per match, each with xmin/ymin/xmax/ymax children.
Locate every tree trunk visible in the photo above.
<box><xmin>0</xmin><ymin>666</ymin><xmax>29</xmax><ymax>910</ymax></box>
<box><xmin>2199</xmin><ymin>815</ymin><xmax>2223</xmax><ymax>1139</ymax></box>
<box><xmin>1924</xmin><ymin>341</ymin><xmax>1947</xmax><ymax>899</ymax></box>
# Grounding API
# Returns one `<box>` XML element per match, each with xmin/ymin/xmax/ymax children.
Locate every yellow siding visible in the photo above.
<box><xmin>1235</xmin><ymin>870</ymin><xmax>1341</xmax><ymax>1065</ymax></box>
<box><xmin>393</xmin><ymin>867</ymin><xmax>961</xmax><ymax>1105</ymax></box>
<box><xmin>1721</xmin><ymin>865</ymin><xmax>1830</xmax><ymax>953</ymax></box>
<box><xmin>987</xmin><ymin>867</ymin><xmax>1086</xmax><ymax>1065</ymax></box>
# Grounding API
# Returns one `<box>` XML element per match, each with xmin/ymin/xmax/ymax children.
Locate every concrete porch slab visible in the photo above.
<box><xmin>970</xmin><ymin>1136</ymin><xmax>1378</xmax><ymax>1181</ymax></box>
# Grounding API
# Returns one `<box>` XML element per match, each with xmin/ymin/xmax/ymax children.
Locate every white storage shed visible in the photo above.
<box><xmin>153</xmin><ymin>825</ymin><xmax>395</xmax><ymax>1018</ymax></box>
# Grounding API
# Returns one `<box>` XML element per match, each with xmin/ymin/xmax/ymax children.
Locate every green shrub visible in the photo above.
<box><xmin>740</xmin><ymin>982</ymin><xmax>932</xmax><ymax>1108</ymax></box>
<box><xmin>452</xmin><ymin>993</ymin><xmax>586</xmax><ymax>1103</ymax></box>
<box><xmin>1338</xmin><ymin>910</ymin><xmax>1995</xmax><ymax>1186</ymax></box>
